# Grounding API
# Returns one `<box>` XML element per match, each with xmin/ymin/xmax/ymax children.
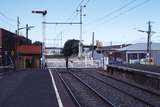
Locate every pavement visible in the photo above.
<box><xmin>0</xmin><ymin>69</ymin><xmax>59</xmax><ymax>107</ymax></box>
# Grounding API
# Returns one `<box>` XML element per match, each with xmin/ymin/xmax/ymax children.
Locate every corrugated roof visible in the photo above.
<box><xmin>118</xmin><ymin>43</ymin><xmax>160</xmax><ymax>51</ymax></box>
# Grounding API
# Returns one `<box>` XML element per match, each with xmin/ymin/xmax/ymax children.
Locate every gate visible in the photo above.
<box><xmin>46</xmin><ymin>58</ymin><xmax>104</xmax><ymax>68</ymax></box>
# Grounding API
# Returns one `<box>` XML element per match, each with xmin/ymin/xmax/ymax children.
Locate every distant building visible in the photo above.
<box><xmin>96</xmin><ymin>44</ymin><xmax>130</xmax><ymax>64</ymax></box>
<box><xmin>45</xmin><ymin>47</ymin><xmax>62</xmax><ymax>55</ymax></box>
<box><xmin>118</xmin><ymin>43</ymin><xmax>160</xmax><ymax>65</ymax></box>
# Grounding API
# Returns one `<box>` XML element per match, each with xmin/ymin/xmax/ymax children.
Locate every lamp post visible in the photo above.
<box><xmin>32</xmin><ymin>10</ymin><xmax>47</xmax><ymax>68</ymax></box>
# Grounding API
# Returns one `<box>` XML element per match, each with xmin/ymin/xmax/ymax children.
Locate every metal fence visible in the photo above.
<box><xmin>46</xmin><ymin>58</ymin><xmax>105</xmax><ymax>68</ymax></box>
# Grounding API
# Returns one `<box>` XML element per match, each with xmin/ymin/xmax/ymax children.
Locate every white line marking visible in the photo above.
<box><xmin>49</xmin><ymin>69</ymin><xmax>63</xmax><ymax>107</ymax></box>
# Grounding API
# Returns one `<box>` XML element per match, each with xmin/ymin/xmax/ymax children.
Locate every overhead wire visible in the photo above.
<box><xmin>101</xmin><ymin>0</ymin><xmax>151</xmax><ymax>27</ymax></box>
<box><xmin>86</xmin><ymin>0</ymin><xmax>137</xmax><ymax>26</ymax></box>
<box><xmin>0</xmin><ymin>11</ymin><xmax>16</xmax><ymax>22</ymax></box>
<box><xmin>0</xmin><ymin>16</ymin><xmax>15</xmax><ymax>27</ymax></box>
<box><xmin>84</xmin><ymin>0</ymin><xmax>91</xmax><ymax>6</ymax></box>
<box><xmin>83</xmin><ymin>0</ymin><xmax>151</xmax><ymax>35</ymax></box>
<box><xmin>56</xmin><ymin>0</ymin><xmax>88</xmax><ymax>39</ymax></box>
<box><xmin>0</xmin><ymin>11</ymin><xmax>17</xmax><ymax>31</ymax></box>
<box><xmin>48</xmin><ymin>0</ymin><xmax>86</xmax><ymax>47</ymax></box>
<box><xmin>66</xmin><ymin>0</ymin><xmax>86</xmax><ymax>22</ymax></box>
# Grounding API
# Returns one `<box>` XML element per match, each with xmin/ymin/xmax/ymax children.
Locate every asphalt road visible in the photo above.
<box><xmin>0</xmin><ymin>69</ymin><xmax>59</xmax><ymax>107</ymax></box>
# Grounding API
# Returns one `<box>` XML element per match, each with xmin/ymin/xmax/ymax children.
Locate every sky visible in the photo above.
<box><xmin>0</xmin><ymin>0</ymin><xmax>160</xmax><ymax>47</ymax></box>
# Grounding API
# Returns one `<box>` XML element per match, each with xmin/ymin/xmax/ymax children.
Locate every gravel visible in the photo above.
<box><xmin>60</xmin><ymin>72</ymin><xmax>112</xmax><ymax>107</ymax></box>
<box><xmin>74</xmin><ymin>71</ymin><xmax>150</xmax><ymax>107</ymax></box>
<box><xmin>88</xmin><ymin>71</ymin><xmax>160</xmax><ymax>107</ymax></box>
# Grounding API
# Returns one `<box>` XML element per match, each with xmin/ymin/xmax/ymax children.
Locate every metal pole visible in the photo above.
<box><xmin>42</xmin><ymin>15</ymin><xmax>46</xmax><ymax>68</ymax></box>
<box><xmin>78</xmin><ymin>5</ymin><xmax>83</xmax><ymax>57</ymax></box>
<box><xmin>60</xmin><ymin>32</ymin><xmax>62</xmax><ymax>48</ymax></box>
<box><xmin>92</xmin><ymin>32</ymin><xmax>94</xmax><ymax>58</ymax></box>
<box><xmin>26</xmin><ymin>24</ymin><xmax>28</xmax><ymax>39</ymax></box>
<box><xmin>17</xmin><ymin>17</ymin><xmax>20</xmax><ymax>36</ymax></box>
<box><xmin>32</xmin><ymin>10</ymin><xmax>47</xmax><ymax>68</ymax></box>
<box><xmin>147</xmin><ymin>21</ymin><xmax>151</xmax><ymax>59</ymax></box>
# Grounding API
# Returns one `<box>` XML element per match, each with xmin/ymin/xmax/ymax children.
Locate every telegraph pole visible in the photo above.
<box><xmin>147</xmin><ymin>21</ymin><xmax>151</xmax><ymax>59</ymax></box>
<box><xmin>77</xmin><ymin>5</ymin><xmax>86</xmax><ymax>57</ymax></box>
<box><xmin>92</xmin><ymin>32</ymin><xmax>94</xmax><ymax>58</ymax></box>
<box><xmin>17</xmin><ymin>16</ymin><xmax>20</xmax><ymax>36</ymax></box>
<box><xmin>18</xmin><ymin>24</ymin><xmax>34</xmax><ymax>39</ymax></box>
<box><xmin>137</xmin><ymin>21</ymin><xmax>155</xmax><ymax>60</ymax></box>
<box><xmin>26</xmin><ymin>24</ymin><xmax>28</xmax><ymax>38</ymax></box>
<box><xmin>25</xmin><ymin>24</ymin><xmax>34</xmax><ymax>39</ymax></box>
<box><xmin>60</xmin><ymin>32</ymin><xmax>63</xmax><ymax>48</ymax></box>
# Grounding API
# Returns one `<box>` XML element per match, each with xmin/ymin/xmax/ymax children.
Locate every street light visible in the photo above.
<box><xmin>32</xmin><ymin>10</ymin><xmax>47</xmax><ymax>68</ymax></box>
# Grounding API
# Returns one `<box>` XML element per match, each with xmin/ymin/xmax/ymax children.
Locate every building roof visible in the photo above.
<box><xmin>118</xmin><ymin>43</ymin><xmax>160</xmax><ymax>51</ymax></box>
<box><xmin>97</xmin><ymin>44</ymin><xmax>131</xmax><ymax>51</ymax></box>
<box><xmin>17</xmin><ymin>45</ymin><xmax>41</xmax><ymax>55</ymax></box>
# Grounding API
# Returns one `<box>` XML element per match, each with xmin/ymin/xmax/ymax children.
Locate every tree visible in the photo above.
<box><xmin>33</xmin><ymin>41</ymin><xmax>42</xmax><ymax>46</ymax></box>
<box><xmin>62</xmin><ymin>39</ymin><xmax>80</xmax><ymax>70</ymax></box>
<box><xmin>63</xmin><ymin>39</ymin><xmax>79</xmax><ymax>56</ymax></box>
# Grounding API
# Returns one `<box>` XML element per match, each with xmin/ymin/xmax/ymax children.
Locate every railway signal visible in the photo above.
<box><xmin>32</xmin><ymin>10</ymin><xmax>47</xmax><ymax>68</ymax></box>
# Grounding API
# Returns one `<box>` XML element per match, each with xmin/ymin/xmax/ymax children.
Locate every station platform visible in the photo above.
<box><xmin>0</xmin><ymin>69</ymin><xmax>73</xmax><ymax>107</ymax></box>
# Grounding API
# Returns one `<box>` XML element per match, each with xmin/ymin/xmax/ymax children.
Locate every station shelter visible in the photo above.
<box><xmin>16</xmin><ymin>45</ymin><xmax>42</xmax><ymax>69</ymax></box>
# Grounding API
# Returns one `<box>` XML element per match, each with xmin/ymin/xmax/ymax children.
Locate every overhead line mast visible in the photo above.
<box><xmin>137</xmin><ymin>21</ymin><xmax>155</xmax><ymax>61</ymax></box>
<box><xmin>77</xmin><ymin>5</ymin><xmax>86</xmax><ymax>57</ymax></box>
<box><xmin>43</xmin><ymin>5</ymin><xmax>86</xmax><ymax>58</ymax></box>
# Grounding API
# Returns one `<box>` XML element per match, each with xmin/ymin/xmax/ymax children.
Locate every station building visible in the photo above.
<box><xmin>118</xmin><ymin>43</ymin><xmax>160</xmax><ymax>65</ymax></box>
<box><xmin>0</xmin><ymin>28</ymin><xmax>42</xmax><ymax>69</ymax></box>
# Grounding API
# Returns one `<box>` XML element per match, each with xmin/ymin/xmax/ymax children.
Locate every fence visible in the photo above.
<box><xmin>46</xmin><ymin>58</ymin><xmax>105</xmax><ymax>68</ymax></box>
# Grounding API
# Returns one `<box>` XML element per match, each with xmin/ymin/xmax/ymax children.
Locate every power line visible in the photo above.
<box><xmin>0</xmin><ymin>16</ymin><xmax>15</xmax><ymax>27</ymax></box>
<box><xmin>0</xmin><ymin>11</ymin><xmax>16</xmax><ymax>28</ymax></box>
<box><xmin>86</xmin><ymin>0</ymin><xmax>137</xmax><ymax>26</ymax></box>
<box><xmin>56</xmin><ymin>0</ymin><xmax>90</xmax><ymax>39</ymax></box>
<box><xmin>84</xmin><ymin>0</ymin><xmax>91</xmax><ymax>6</ymax></box>
<box><xmin>0</xmin><ymin>11</ymin><xmax>15</xmax><ymax>22</ymax></box>
<box><xmin>46</xmin><ymin>0</ymin><xmax>91</xmax><ymax>48</ymax></box>
<box><xmin>68</xmin><ymin>0</ymin><xmax>91</xmax><ymax>22</ymax></box>
<box><xmin>53</xmin><ymin>0</ymin><xmax>86</xmax><ymax>40</ymax></box>
<box><xmin>83</xmin><ymin>0</ymin><xmax>150</xmax><ymax>34</ymax></box>
<box><xmin>102</xmin><ymin>0</ymin><xmax>150</xmax><ymax>25</ymax></box>
<box><xmin>65</xmin><ymin>0</ymin><xmax>86</xmax><ymax>22</ymax></box>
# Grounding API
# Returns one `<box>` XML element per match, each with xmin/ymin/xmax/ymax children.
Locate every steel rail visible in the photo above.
<box><xmin>98</xmin><ymin>71</ymin><xmax>160</xmax><ymax>96</ymax></box>
<box><xmin>69</xmin><ymin>71</ymin><xmax>114</xmax><ymax>107</ymax></box>
<box><xmin>55</xmin><ymin>69</ymin><xmax>82</xmax><ymax>107</ymax></box>
<box><xmin>85</xmin><ymin>72</ymin><xmax>154</xmax><ymax>107</ymax></box>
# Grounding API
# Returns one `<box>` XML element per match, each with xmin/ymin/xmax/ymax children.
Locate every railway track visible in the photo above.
<box><xmin>57</xmin><ymin>70</ymin><xmax>114</xmax><ymax>107</ymax></box>
<box><xmin>98</xmin><ymin>71</ymin><xmax>160</xmax><ymax>96</ymax></box>
<box><xmin>71</xmin><ymin>69</ymin><xmax>155</xmax><ymax>107</ymax></box>
<box><xmin>85</xmin><ymin>71</ymin><xmax>160</xmax><ymax>107</ymax></box>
